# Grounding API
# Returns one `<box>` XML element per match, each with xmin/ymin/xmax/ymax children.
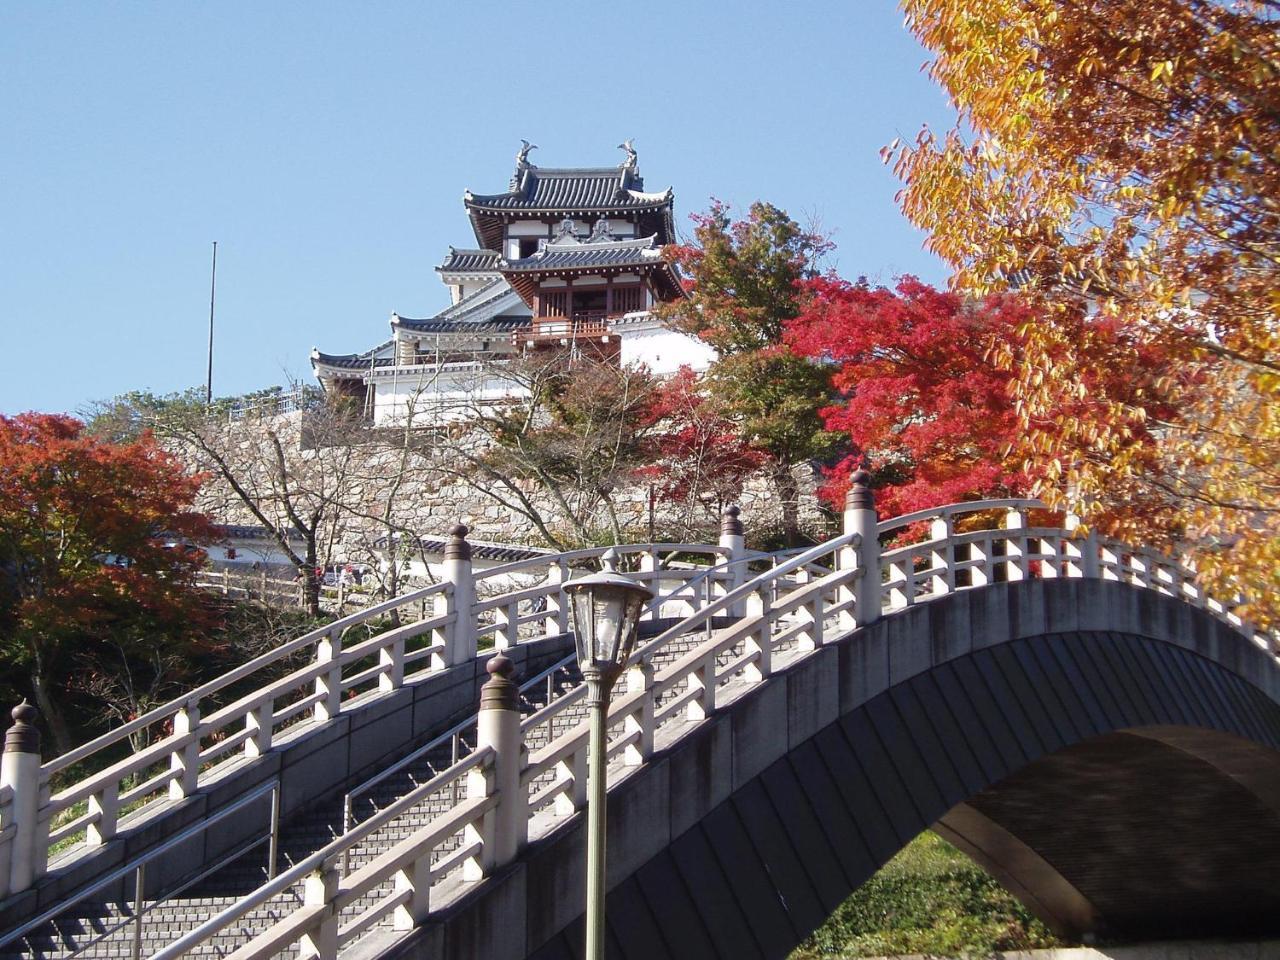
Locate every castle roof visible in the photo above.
<box><xmin>497</xmin><ymin>228</ymin><xmax>683</xmax><ymax>303</ymax></box>
<box><xmin>436</xmin><ymin>247</ymin><xmax>501</xmax><ymax>274</ymax></box>
<box><xmin>392</xmin><ymin>316</ymin><xmax>528</xmax><ymax>335</ymax></box>
<box><xmin>464</xmin><ymin>152</ymin><xmax>675</xmax><ymax>249</ymax></box>
<box><xmin>311</xmin><ymin>341</ymin><xmax>394</xmax><ymax>374</ymax></box>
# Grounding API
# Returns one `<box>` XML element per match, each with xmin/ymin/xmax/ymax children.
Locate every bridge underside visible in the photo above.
<box><xmin>382</xmin><ymin>583</ymin><xmax>1280</xmax><ymax>960</ymax></box>
<box><xmin>940</xmin><ymin>729</ymin><xmax>1280</xmax><ymax>940</ymax></box>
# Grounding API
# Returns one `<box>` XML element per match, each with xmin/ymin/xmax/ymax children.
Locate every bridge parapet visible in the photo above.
<box><xmin>0</xmin><ymin>525</ymin><xmax>745</xmax><ymax>908</ymax></box>
<box><xmin>137</xmin><ymin>485</ymin><xmax>1279</xmax><ymax>960</ymax></box>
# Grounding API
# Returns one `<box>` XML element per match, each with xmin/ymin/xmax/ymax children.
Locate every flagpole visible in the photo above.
<box><xmin>206</xmin><ymin>241</ymin><xmax>218</xmax><ymax>405</ymax></box>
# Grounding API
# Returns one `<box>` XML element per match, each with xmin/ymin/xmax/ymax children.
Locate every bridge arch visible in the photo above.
<box><xmin>392</xmin><ymin>579</ymin><xmax>1280</xmax><ymax>960</ymax></box>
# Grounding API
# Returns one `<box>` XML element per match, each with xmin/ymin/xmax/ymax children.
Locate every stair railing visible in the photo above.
<box><xmin>0</xmin><ymin>778</ymin><xmax>281</xmax><ymax>960</ymax></box>
<box><xmin>12</xmin><ymin>526</ymin><xmax>736</xmax><ymax>894</ymax></box>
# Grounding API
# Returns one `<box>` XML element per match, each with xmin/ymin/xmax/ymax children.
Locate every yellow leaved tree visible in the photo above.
<box><xmin>892</xmin><ymin>0</ymin><xmax>1280</xmax><ymax>627</ymax></box>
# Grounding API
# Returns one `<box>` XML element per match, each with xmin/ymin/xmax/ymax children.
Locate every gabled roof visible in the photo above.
<box><xmin>436</xmin><ymin>247</ymin><xmax>501</xmax><ymax>274</ymax></box>
<box><xmin>464</xmin><ymin>156</ymin><xmax>675</xmax><ymax>250</ymax></box>
<box><xmin>373</xmin><ymin>533</ymin><xmax>551</xmax><ymax>563</ymax></box>
<box><xmin>216</xmin><ymin>523</ymin><xmax>306</xmax><ymax>544</ymax></box>
<box><xmin>465</xmin><ymin>166</ymin><xmax>671</xmax><ymax>213</ymax></box>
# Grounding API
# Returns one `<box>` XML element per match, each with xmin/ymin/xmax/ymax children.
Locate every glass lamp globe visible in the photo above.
<box><xmin>563</xmin><ymin>572</ymin><xmax>654</xmax><ymax>678</ymax></box>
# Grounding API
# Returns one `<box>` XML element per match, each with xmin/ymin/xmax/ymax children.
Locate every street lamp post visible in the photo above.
<box><xmin>563</xmin><ymin>569</ymin><xmax>654</xmax><ymax>960</ymax></box>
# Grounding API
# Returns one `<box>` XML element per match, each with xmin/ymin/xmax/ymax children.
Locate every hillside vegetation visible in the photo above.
<box><xmin>791</xmin><ymin>832</ymin><xmax>1063</xmax><ymax>959</ymax></box>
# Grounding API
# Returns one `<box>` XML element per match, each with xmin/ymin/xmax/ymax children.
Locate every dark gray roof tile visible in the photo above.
<box><xmin>465</xmin><ymin>166</ymin><xmax>672</xmax><ymax>213</ymax></box>
<box><xmin>436</xmin><ymin>248</ymin><xmax>501</xmax><ymax>273</ymax></box>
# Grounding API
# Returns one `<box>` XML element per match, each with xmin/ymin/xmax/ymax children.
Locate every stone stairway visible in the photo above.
<box><xmin>0</xmin><ymin>622</ymin><xmax>741</xmax><ymax>960</ymax></box>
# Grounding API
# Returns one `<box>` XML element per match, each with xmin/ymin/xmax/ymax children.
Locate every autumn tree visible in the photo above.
<box><xmin>0</xmin><ymin>414</ymin><xmax>219</xmax><ymax>752</ymax></box>
<box><xmin>789</xmin><ymin>276</ymin><xmax>1182</xmax><ymax>522</ymax></box>
<box><xmin>892</xmin><ymin>0</ymin><xmax>1280</xmax><ymax>624</ymax></box>
<box><xmin>433</xmin><ymin>351</ymin><xmax>661</xmax><ymax>549</ymax></box>
<box><xmin>146</xmin><ymin>388</ymin><xmax>361</xmax><ymax>616</ymax></box>
<box><xmin>659</xmin><ymin>201</ymin><xmax>840</xmax><ymax>544</ymax></box>
<box><xmin>635</xmin><ymin>367</ymin><xmax>764</xmax><ymax>538</ymax></box>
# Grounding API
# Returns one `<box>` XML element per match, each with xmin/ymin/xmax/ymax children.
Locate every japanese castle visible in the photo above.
<box><xmin>311</xmin><ymin>142</ymin><xmax>714</xmax><ymax>423</ymax></box>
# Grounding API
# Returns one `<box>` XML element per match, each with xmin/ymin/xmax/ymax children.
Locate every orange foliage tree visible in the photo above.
<box><xmin>892</xmin><ymin>0</ymin><xmax>1280</xmax><ymax>625</ymax></box>
<box><xmin>0</xmin><ymin>414</ymin><xmax>219</xmax><ymax>752</ymax></box>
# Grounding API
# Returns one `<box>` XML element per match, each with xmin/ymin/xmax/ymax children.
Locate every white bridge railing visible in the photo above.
<box><xmin>0</xmin><ymin>525</ymin><xmax>742</xmax><ymax>901</ymax></box>
<box><xmin>134</xmin><ymin>485</ymin><xmax>1279</xmax><ymax>959</ymax></box>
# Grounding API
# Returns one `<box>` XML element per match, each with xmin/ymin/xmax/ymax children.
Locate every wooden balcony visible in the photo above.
<box><xmin>517</xmin><ymin>311</ymin><xmax>616</xmax><ymax>345</ymax></box>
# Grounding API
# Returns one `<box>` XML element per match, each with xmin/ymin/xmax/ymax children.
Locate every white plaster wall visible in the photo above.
<box><xmin>508</xmin><ymin>221</ymin><xmax>551</xmax><ymax>237</ymax></box>
<box><xmin>212</xmin><ymin>538</ymin><xmax>297</xmax><ymax>568</ymax></box>
<box><xmin>372</xmin><ymin>367</ymin><xmax>530</xmax><ymax>426</ymax></box>
<box><xmin>621</xmin><ymin>327</ymin><xmax>716</xmax><ymax>374</ymax></box>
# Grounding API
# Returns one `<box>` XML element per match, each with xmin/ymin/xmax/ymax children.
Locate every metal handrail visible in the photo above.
<box><xmin>150</xmin><ymin>747</ymin><xmax>494</xmax><ymax>960</ymax></box>
<box><xmin>0</xmin><ymin>778</ymin><xmax>281</xmax><ymax>957</ymax></box>
<box><xmin>338</xmin><ymin>652</ymin><xmax>580</xmax><ymax>866</ymax></box>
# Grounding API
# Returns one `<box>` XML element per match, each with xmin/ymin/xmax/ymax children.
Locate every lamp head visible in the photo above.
<box><xmin>563</xmin><ymin>571</ymin><xmax>654</xmax><ymax>680</ymax></box>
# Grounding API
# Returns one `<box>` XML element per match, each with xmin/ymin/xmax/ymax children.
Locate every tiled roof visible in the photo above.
<box><xmin>499</xmin><ymin>233</ymin><xmax>663</xmax><ymax>273</ymax></box>
<box><xmin>465</xmin><ymin>166</ymin><xmax>672</xmax><ymax>214</ymax></box>
<box><xmin>373</xmin><ymin>534</ymin><xmax>551</xmax><ymax>563</ymax></box>
<box><xmin>436</xmin><ymin>248</ymin><xmax>501</xmax><ymax>273</ymax></box>
<box><xmin>393</xmin><ymin>316</ymin><xmax>528</xmax><ymax>334</ymax></box>
<box><xmin>311</xmin><ymin>341</ymin><xmax>395</xmax><ymax>371</ymax></box>
<box><xmin>216</xmin><ymin>524</ymin><xmax>305</xmax><ymax>543</ymax></box>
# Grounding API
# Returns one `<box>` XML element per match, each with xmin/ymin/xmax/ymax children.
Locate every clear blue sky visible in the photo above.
<box><xmin>0</xmin><ymin>1</ymin><xmax>957</xmax><ymax>416</ymax></box>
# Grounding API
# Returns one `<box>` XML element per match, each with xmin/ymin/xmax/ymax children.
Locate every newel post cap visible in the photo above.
<box><xmin>720</xmin><ymin>504</ymin><xmax>744</xmax><ymax>539</ymax></box>
<box><xmin>845</xmin><ymin>469</ymin><xmax>876</xmax><ymax>513</ymax></box>
<box><xmin>445</xmin><ymin>523</ymin><xmax>472</xmax><ymax>561</ymax></box>
<box><xmin>4</xmin><ymin>700</ymin><xmax>40</xmax><ymax>755</ymax></box>
<box><xmin>479</xmin><ymin>654</ymin><xmax>519</xmax><ymax>712</ymax></box>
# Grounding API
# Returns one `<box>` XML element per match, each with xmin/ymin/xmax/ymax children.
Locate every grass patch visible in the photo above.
<box><xmin>790</xmin><ymin>831</ymin><xmax>1064</xmax><ymax>959</ymax></box>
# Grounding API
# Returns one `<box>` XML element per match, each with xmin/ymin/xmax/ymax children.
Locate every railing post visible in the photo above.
<box><xmin>544</xmin><ymin>558</ymin><xmax>570</xmax><ymax>637</ymax></box>
<box><xmin>169</xmin><ymin>700</ymin><xmax>200</xmax><ymax>800</ymax></box>
<box><xmin>623</xmin><ymin>661</ymin><xmax>654</xmax><ymax>765</ymax></box>
<box><xmin>1064</xmin><ymin>512</ymin><xmax>1101</xmax><ymax>579</ymax></box>
<box><xmin>1004</xmin><ymin>508</ymin><xmax>1029</xmax><ymax>581</ymax></box>
<box><xmin>470</xmin><ymin>654</ymin><xmax>524</xmax><ymax>874</ymax></box>
<box><xmin>312</xmin><ymin>629</ymin><xmax>342</xmax><ymax>723</ymax></box>
<box><xmin>745</xmin><ymin>585</ymin><xmax>773</xmax><ymax>682</ymax></box>
<box><xmin>719</xmin><ymin>504</ymin><xmax>746</xmax><ymax>616</ymax></box>
<box><xmin>297</xmin><ymin>862</ymin><xmax>339</xmax><ymax>960</ymax></box>
<box><xmin>2</xmin><ymin>702</ymin><xmax>42</xmax><ymax>896</ymax></box>
<box><xmin>86</xmin><ymin>782</ymin><xmax>118</xmax><ymax>846</ymax></box>
<box><xmin>495</xmin><ymin>601</ymin><xmax>520</xmax><ymax>650</ymax></box>
<box><xmin>930</xmin><ymin>515</ymin><xmax>955</xmax><ymax>596</ymax></box>
<box><xmin>245</xmin><ymin>699</ymin><xmax>274</xmax><ymax>758</ymax></box>
<box><xmin>442</xmin><ymin>524</ymin><xmax>476</xmax><ymax>666</ymax></box>
<box><xmin>843</xmin><ymin>470</ymin><xmax>880</xmax><ymax>626</ymax></box>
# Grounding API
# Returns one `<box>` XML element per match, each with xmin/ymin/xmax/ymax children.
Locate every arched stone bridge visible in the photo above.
<box><xmin>2</xmin><ymin>487</ymin><xmax>1277</xmax><ymax>959</ymax></box>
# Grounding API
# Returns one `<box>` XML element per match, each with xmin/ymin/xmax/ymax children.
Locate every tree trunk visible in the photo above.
<box><xmin>31</xmin><ymin>664</ymin><xmax>71</xmax><ymax>757</ymax></box>
<box><xmin>303</xmin><ymin>538</ymin><xmax>322</xmax><ymax>617</ymax></box>
<box><xmin>772</xmin><ymin>463</ymin><xmax>802</xmax><ymax>548</ymax></box>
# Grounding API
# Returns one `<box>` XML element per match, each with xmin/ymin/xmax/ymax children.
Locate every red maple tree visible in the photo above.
<box><xmin>0</xmin><ymin>413</ymin><xmax>220</xmax><ymax>752</ymax></box>
<box><xmin>786</xmin><ymin>276</ymin><xmax>1181</xmax><ymax>521</ymax></box>
<box><xmin>636</xmin><ymin>367</ymin><xmax>764</xmax><ymax>529</ymax></box>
